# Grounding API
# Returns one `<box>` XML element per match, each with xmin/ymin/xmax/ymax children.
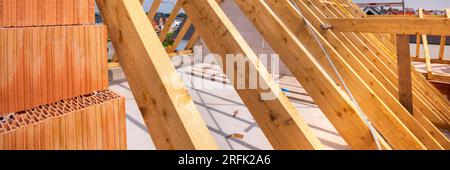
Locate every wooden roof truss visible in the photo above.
<box><xmin>96</xmin><ymin>0</ymin><xmax>450</xmax><ymax>150</ymax></box>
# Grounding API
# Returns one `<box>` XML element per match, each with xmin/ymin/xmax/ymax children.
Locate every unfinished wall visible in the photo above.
<box><xmin>0</xmin><ymin>25</ymin><xmax>108</xmax><ymax>114</ymax></box>
<box><xmin>0</xmin><ymin>0</ymin><xmax>125</xmax><ymax>150</ymax></box>
<box><xmin>0</xmin><ymin>0</ymin><xmax>96</xmax><ymax>27</ymax></box>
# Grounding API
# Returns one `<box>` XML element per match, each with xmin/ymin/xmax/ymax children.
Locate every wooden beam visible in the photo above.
<box><xmin>263</xmin><ymin>0</ymin><xmax>380</xmax><ymax>150</ymax></box>
<box><xmin>183</xmin><ymin>0</ymin><xmax>324</xmax><ymax>150</ymax></box>
<box><xmin>159</xmin><ymin>0</ymin><xmax>184</xmax><ymax>42</ymax></box>
<box><xmin>365</xmin><ymin>15</ymin><xmax>447</xmax><ymax>19</ymax></box>
<box><xmin>415</xmin><ymin>34</ymin><xmax>421</xmax><ymax>58</ymax></box>
<box><xmin>288</xmin><ymin>0</ymin><xmax>446</xmax><ymax>149</ymax></box>
<box><xmin>424</xmin><ymin>73</ymin><xmax>450</xmax><ymax>84</ymax></box>
<box><xmin>185</xmin><ymin>31</ymin><xmax>200</xmax><ymax>50</ymax></box>
<box><xmin>412</xmin><ymin>57</ymin><xmax>450</xmax><ymax>64</ymax></box>
<box><xmin>417</xmin><ymin>9</ymin><xmax>434</xmax><ymax>79</ymax></box>
<box><xmin>96</xmin><ymin>0</ymin><xmax>218</xmax><ymax>150</ymax></box>
<box><xmin>335</xmin><ymin>0</ymin><xmax>450</xmax><ymax>146</ymax></box>
<box><xmin>423</xmin><ymin>35</ymin><xmax>433</xmax><ymax>79</ymax></box>
<box><xmin>415</xmin><ymin>9</ymin><xmax>424</xmax><ymax>59</ymax></box>
<box><xmin>438</xmin><ymin>9</ymin><xmax>450</xmax><ymax>61</ymax></box>
<box><xmin>110</xmin><ymin>0</ymin><xmax>145</xmax><ymax>64</ymax></box>
<box><xmin>147</xmin><ymin>0</ymin><xmax>162</xmax><ymax>21</ymax></box>
<box><xmin>327</xmin><ymin>18</ymin><xmax>450</xmax><ymax>35</ymax></box>
<box><xmin>439</xmin><ymin>36</ymin><xmax>447</xmax><ymax>61</ymax></box>
<box><xmin>170</xmin><ymin>19</ymin><xmax>192</xmax><ymax>53</ymax></box>
<box><xmin>326</xmin><ymin>1</ymin><xmax>449</xmax><ymax>129</ymax></box>
<box><xmin>239</xmin><ymin>0</ymin><xmax>429</xmax><ymax>150</ymax></box>
<box><xmin>325</xmin><ymin>0</ymin><xmax>450</xmax><ymax>147</ymax></box>
<box><xmin>396</xmin><ymin>35</ymin><xmax>413</xmax><ymax>114</ymax></box>
<box><xmin>325</xmin><ymin>0</ymin><xmax>450</xmax><ymax>128</ymax></box>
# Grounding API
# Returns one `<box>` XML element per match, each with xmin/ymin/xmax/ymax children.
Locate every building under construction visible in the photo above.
<box><xmin>0</xmin><ymin>0</ymin><xmax>450</xmax><ymax>150</ymax></box>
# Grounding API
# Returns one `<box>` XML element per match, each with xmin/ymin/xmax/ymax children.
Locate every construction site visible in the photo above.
<box><xmin>0</xmin><ymin>0</ymin><xmax>450</xmax><ymax>151</ymax></box>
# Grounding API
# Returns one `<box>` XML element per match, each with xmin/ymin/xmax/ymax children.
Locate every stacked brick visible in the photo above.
<box><xmin>0</xmin><ymin>0</ymin><xmax>126</xmax><ymax>150</ymax></box>
<box><xmin>0</xmin><ymin>90</ymin><xmax>126</xmax><ymax>150</ymax></box>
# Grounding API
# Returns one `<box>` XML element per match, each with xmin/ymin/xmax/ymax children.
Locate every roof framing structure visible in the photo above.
<box><xmin>96</xmin><ymin>0</ymin><xmax>450</xmax><ymax>150</ymax></box>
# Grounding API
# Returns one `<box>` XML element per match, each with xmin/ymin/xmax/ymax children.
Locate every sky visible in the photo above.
<box><xmin>352</xmin><ymin>0</ymin><xmax>450</xmax><ymax>10</ymax></box>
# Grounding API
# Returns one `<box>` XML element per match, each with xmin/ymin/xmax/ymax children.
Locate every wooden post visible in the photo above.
<box><xmin>396</xmin><ymin>35</ymin><xmax>413</xmax><ymax>114</ymax></box>
<box><xmin>438</xmin><ymin>9</ymin><xmax>450</xmax><ymax>61</ymax></box>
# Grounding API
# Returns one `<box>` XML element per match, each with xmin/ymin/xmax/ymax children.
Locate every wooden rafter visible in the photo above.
<box><xmin>159</xmin><ymin>0</ymin><xmax>184</xmax><ymax>42</ymax></box>
<box><xmin>168</xmin><ymin>19</ymin><xmax>192</xmax><ymax>53</ymax></box>
<box><xmin>298</xmin><ymin>0</ymin><xmax>450</xmax><ymax>149</ymax></box>
<box><xmin>324</xmin><ymin>0</ymin><xmax>450</xmax><ymax>129</ymax></box>
<box><xmin>96</xmin><ymin>0</ymin><xmax>218</xmax><ymax>150</ymax></box>
<box><xmin>417</xmin><ymin>9</ymin><xmax>434</xmax><ymax>79</ymax></box>
<box><xmin>259</xmin><ymin>0</ymin><xmax>445</xmax><ymax>150</ymax></box>
<box><xmin>183</xmin><ymin>0</ymin><xmax>324</xmax><ymax>150</ymax></box>
<box><xmin>343</xmin><ymin>1</ymin><xmax>450</xmax><ymax>120</ymax></box>
<box><xmin>97</xmin><ymin>0</ymin><xmax>450</xmax><ymax>150</ymax></box>
<box><xmin>185</xmin><ymin>31</ymin><xmax>200</xmax><ymax>50</ymax></box>
<box><xmin>147</xmin><ymin>0</ymin><xmax>163</xmax><ymax>21</ymax></box>
<box><xmin>332</xmin><ymin>0</ymin><xmax>450</xmax><ymax>147</ymax></box>
<box><xmin>237</xmin><ymin>0</ymin><xmax>391</xmax><ymax>150</ymax></box>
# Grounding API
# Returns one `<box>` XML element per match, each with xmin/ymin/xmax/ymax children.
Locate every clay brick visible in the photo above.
<box><xmin>0</xmin><ymin>25</ymin><xmax>108</xmax><ymax>114</ymax></box>
<box><xmin>0</xmin><ymin>90</ymin><xmax>126</xmax><ymax>150</ymax></box>
<box><xmin>0</xmin><ymin>0</ymin><xmax>96</xmax><ymax>27</ymax></box>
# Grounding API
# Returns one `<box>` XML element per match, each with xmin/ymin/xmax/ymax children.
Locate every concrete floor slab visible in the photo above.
<box><xmin>109</xmin><ymin>63</ymin><xmax>349</xmax><ymax>150</ymax></box>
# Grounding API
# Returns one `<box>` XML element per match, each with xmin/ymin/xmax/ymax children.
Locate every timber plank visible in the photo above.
<box><xmin>184</xmin><ymin>0</ymin><xmax>323</xmax><ymax>150</ymax></box>
<box><xmin>250</xmin><ymin>1</ymin><xmax>428</xmax><ymax>149</ymax></box>
<box><xmin>96</xmin><ymin>0</ymin><xmax>218</xmax><ymax>150</ymax></box>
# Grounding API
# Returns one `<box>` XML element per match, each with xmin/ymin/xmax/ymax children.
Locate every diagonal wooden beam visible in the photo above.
<box><xmin>96</xmin><ymin>0</ymin><xmax>218</xmax><ymax>150</ymax></box>
<box><xmin>159</xmin><ymin>0</ymin><xmax>184</xmax><ymax>42</ymax></box>
<box><xmin>344</xmin><ymin>0</ymin><xmax>450</xmax><ymax>116</ymax></box>
<box><xmin>185</xmin><ymin>30</ymin><xmax>199</xmax><ymax>50</ymax></box>
<box><xmin>416</xmin><ymin>34</ymin><xmax>421</xmax><ymax>58</ymax></box>
<box><xmin>110</xmin><ymin>0</ymin><xmax>146</xmax><ymax>64</ymax></box>
<box><xmin>326</xmin><ymin>0</ymin><xmax>450</xmax><ymax>148</ymax></box>
<box><xmin>170</xmin><ymin>19</ymin><xmax>192</xmax><ymax>52</ymax></box>
<box><xmin>253</xmin><ymin>0</ymin><xmax>443</xmax><ymax>149</ymax></box>
<box><xmin>261</xmin><ymin>0</ymin><xmax>389</xmax><ymax>150</ymax></box>
<box><xmin>331</xmin><ymin>0</ymin><xmax>450</xmax><ymax>125</ymax></box>
<box><xmin>147</xmin><ymin>0</ymin><xmax>162</xmax><ymax>21</ymax></box>
<box><xmin>329</xmin><ymin>0</ymin><xmax>449</xmax><ymax>148</ymax></box>
<box><xmin>182</xmin><ymin>0</ymin><xmax>323</xmax><ymax>150</ymax></box>
<box><xmin>236</xmin><ymin>0</ymin><xmax>385</xmax><ymax>150</ymax></box>
<box><xmin>327</xmin><ymin>0</ymin><xmax>450</xmax><ymax>127</ymax></box>
<box><xmin>416</xmin><ymin>9</ymin><xmax>434</xmax><ymax>79</ymax></box>
<box><xmin>279</xmin><ymin>0</ymin><xmax>444</xmax><ymax>149</ymax></box>
<box><xmin>339</xmin><ymin>0</ymin><xmax>450</xmax><ymax>116</ymax></box>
